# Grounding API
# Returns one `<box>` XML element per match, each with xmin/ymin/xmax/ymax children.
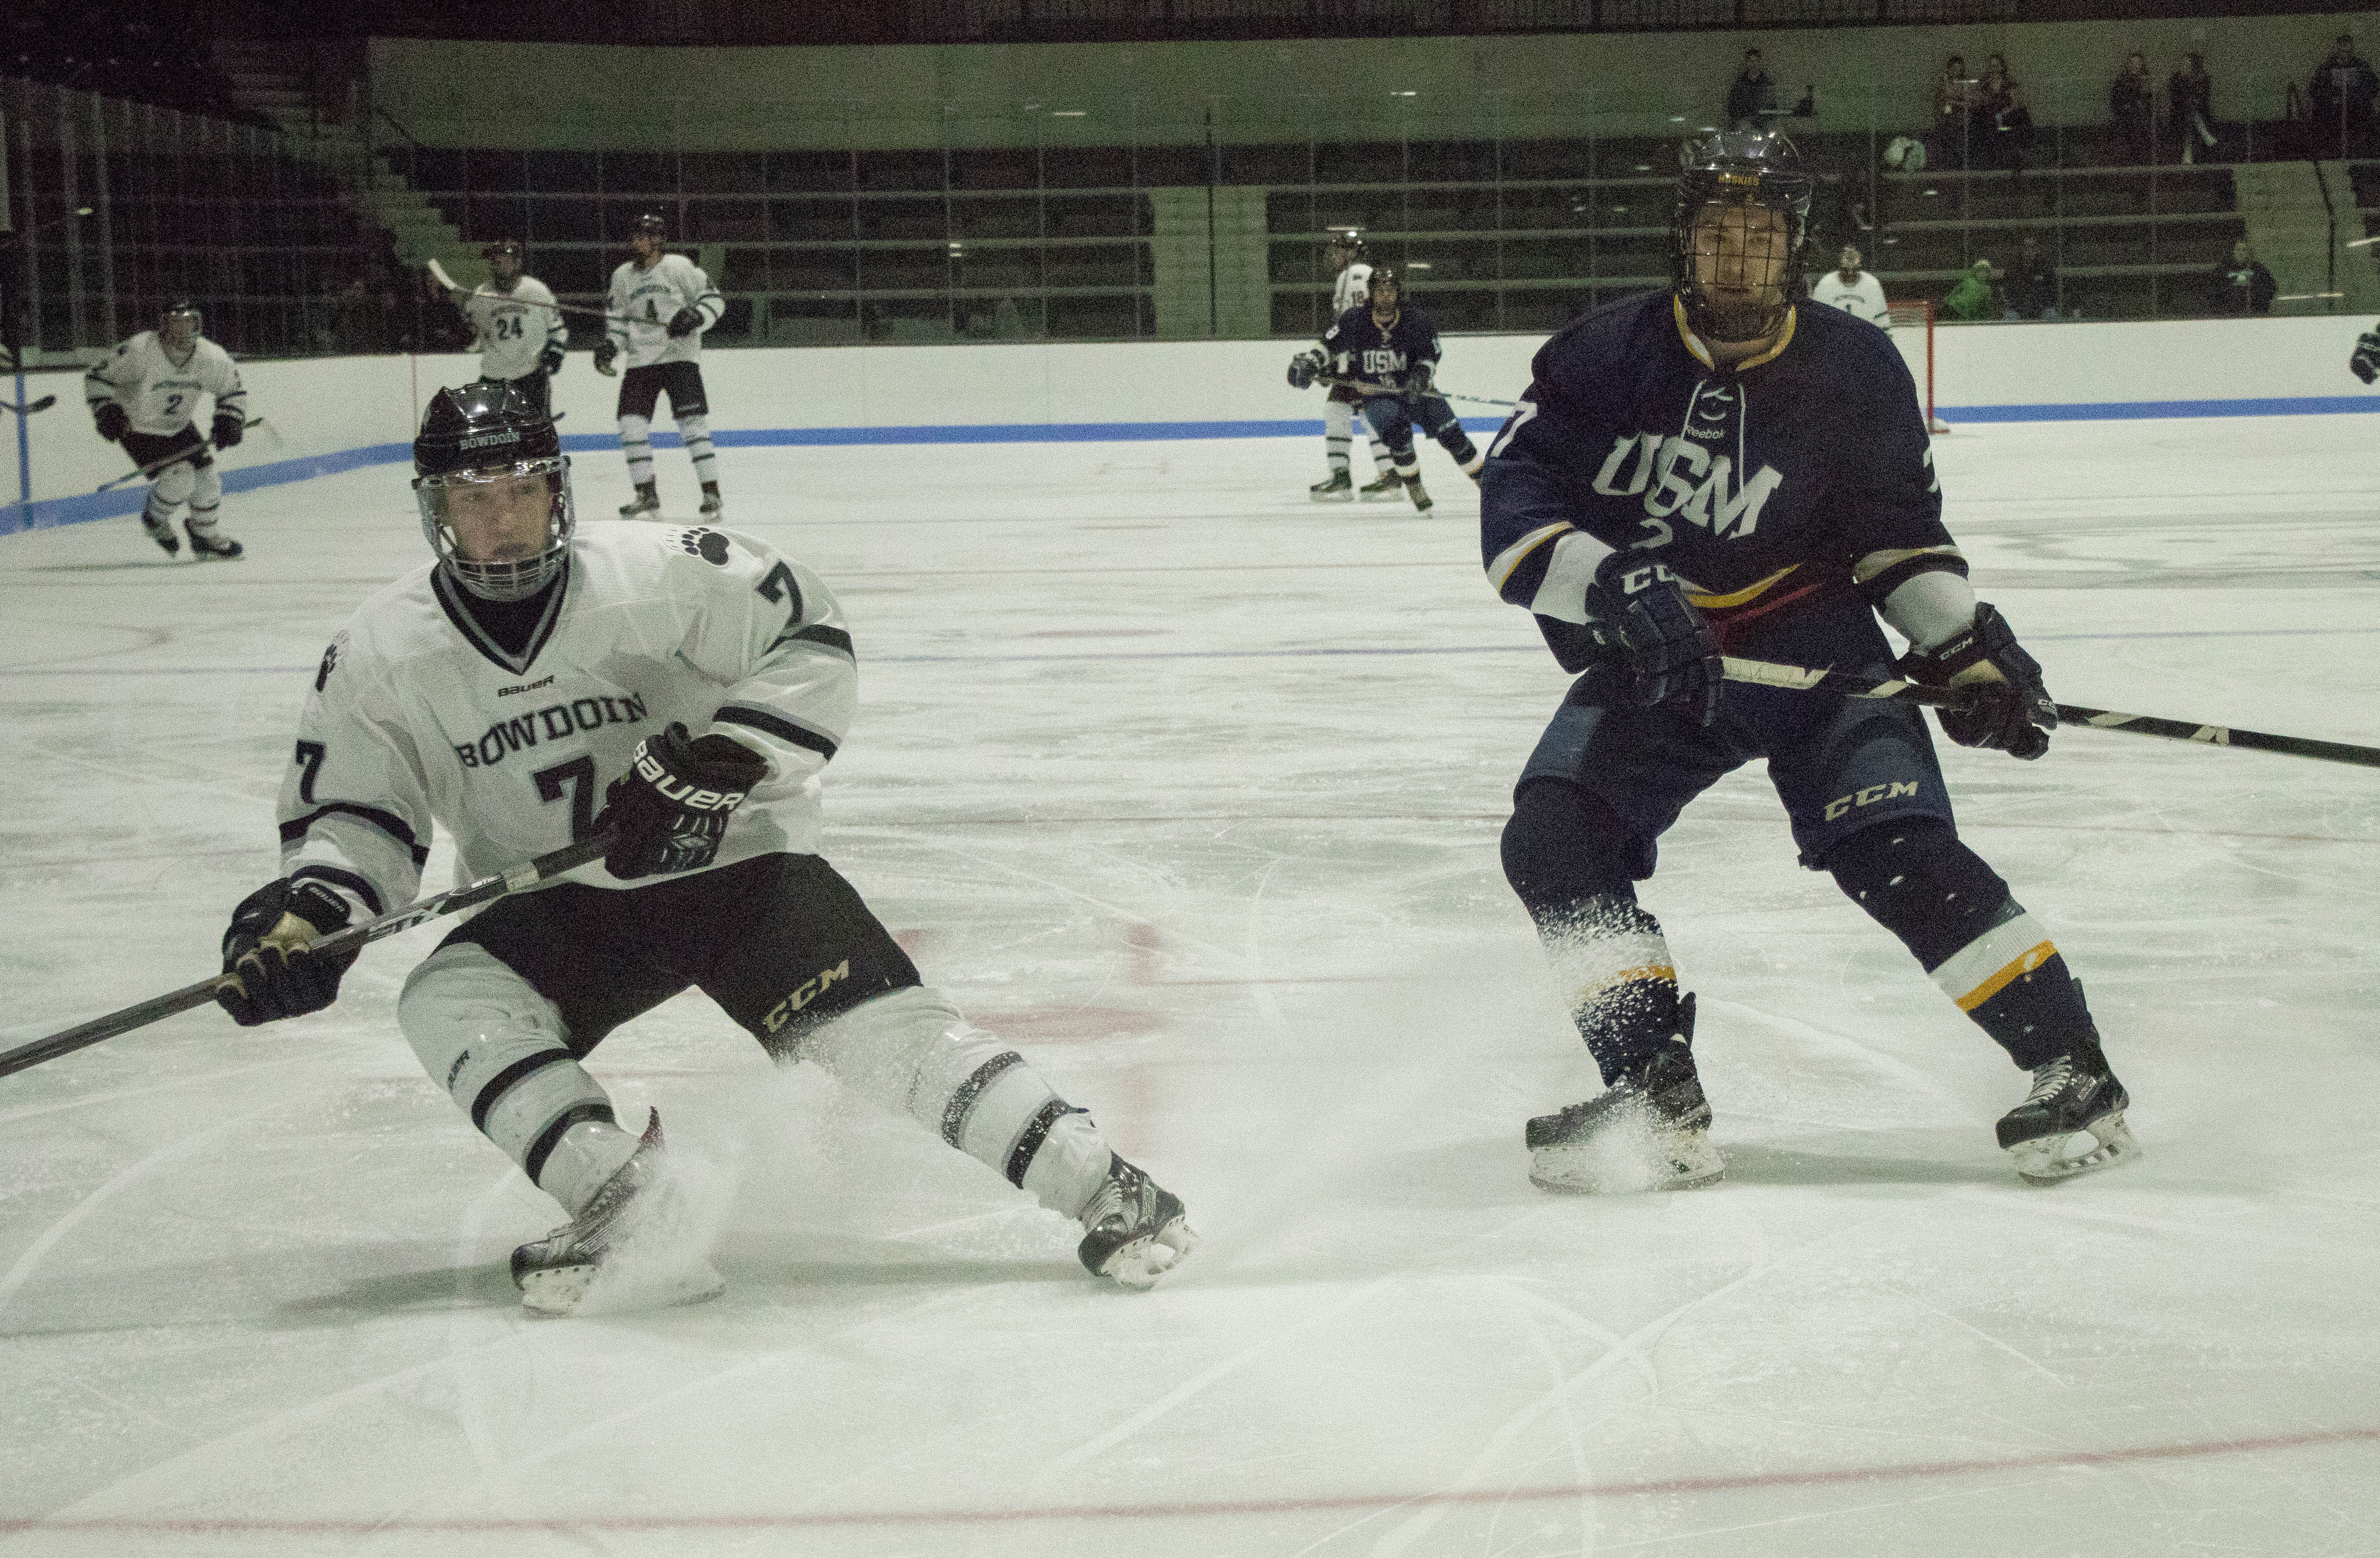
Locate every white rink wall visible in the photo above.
<box><xmin>4</xmin><ymin>315</ymin><xmax>2374</xmax><ymax>533</ymax></box>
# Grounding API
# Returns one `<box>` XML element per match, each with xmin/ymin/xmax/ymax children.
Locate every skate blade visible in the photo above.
<box><xmin>1528</xmin><ymin>1123</ymin><xmax>1725</xmax><ymax>1195</ymax></box>
<box><xmin>1093</xmin><ymin>1216</ymin><xmax>1199</xmax><ymax>1291</ymax></box>
<box><xmin>520</xmin><ymin>1257</ymin><xmax>726</xmax><ymax>1317</ymax></box>
<box><xmin>1357</xmin><ymin>489</ymin><xmax>1402</xmax><ymax>503</ymax></box>
<box><xmin>2010</xmin><ymin>1112</ymin><xmax>2140</xmax><ymax>1185</ymax></box>
<box><xmin>1309</xmin><ymin>490</ymin><xmax>1354</xmax><ymax>503</ymax></box>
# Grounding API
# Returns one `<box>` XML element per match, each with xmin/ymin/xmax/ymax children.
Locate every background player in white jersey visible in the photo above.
<box><xmin>460</xmin><ymin>239</ymin><xmax>567</xmax><ymax>416</ymax></box>
<box><xmin>212</xmin><ymin>383</ymin><xmax>1195</xmax><ymax>1314</ymax></box>
<box><xmin>1309</xmin><ymin>234</ymin><xmax>1399</xmax><ymax>502</ymax></box>
<box><xmin>1808</xmin><ymin>244</ymin><xmax>1891</xmax><ymax>330</ymax></box>
<box><xmin>593</xmin><ymin>213</ymin><xmax>725</xmax><ymax>520</ymax></box>
<box><xmin>84</xmin><ymin>301</ymin><xmax>248</xmax><ymax>559</ymax></box>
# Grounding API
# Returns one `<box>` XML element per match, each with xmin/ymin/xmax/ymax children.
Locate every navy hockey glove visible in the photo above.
<box><xmin>94</xmin><ymin>402</ymin><xmax>130</xmax><ymax>444</ymax></box>
<box><xmin>2353</xmin><ymin>330</ymin><xmax>2380</xmax><ymax>385</ymax></box>
<box><xmin>1287</xmin><ymin>349</ymin><xmax>1326</xmax><ymax>390</ymax></box>
<box><xmin>1407</xmin><ymin>360</ymin><xmax>1436</xmax><ymax>396</ymax></box>
<box><xmin>1899</xmin><ymin>603</ymin><xmax>2057</xmax><ymax>760</ymax></box>
<box><xmin>541</xmin><ymin>342</ymin><xmax>566</xmax><ymax>377</ymax></box>
<box><xmin>211</xmin><ymin>412</ymin><xmax>245</xmax><ymax>449</ymax></box>
<box><xmin>217</xmin><ymin>879</ymin><xmax>359</xmax><ymax>1026</ymax></box>
<box><xmin>666</xmin><ymin>307</ymin><xmax>704</xmax><ymax>339</ymax></box>
<box><xmin>593</xmin><ymin>338</ymin><xmax>620</xmax><ymax>377</ymax></box>
<box><xmin>1582</xmin><ymin>552</ymin><xmax>1723</xmax><ymax>726</ymax></box>
<box><xmin>593</xmin><ymin>722</ymin><xmax>770</xmax><ymax>880</ymax></box>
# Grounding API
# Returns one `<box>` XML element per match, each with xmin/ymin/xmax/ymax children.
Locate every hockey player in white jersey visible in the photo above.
<box><xmin>1808</xmin><ymin>245</ymin><xmax>1891</xmax><ymax>330</ymax></box>
<box><xmin>213</xmin><ymin>382</ymin><xmax>1195</xmax><ymax>1313</ymax></box>
<box><xmin>593</xmin><ymin>213</ymin><xmax>725</xmax><ymax>521</ymax></box>
<box><xmin>1309</xmin><ymin>234</ymin><xmax>1400</xmax><ymax>502</ymax></box>
<box><xmin>461</xmin><ymin>239</ymin><xmax>568</xmax><ymax>416</ymax></box>
<box><xmin>84</xmin><ymin>301</ymin><xmax>248</xmax><ymax>559</ymax></box>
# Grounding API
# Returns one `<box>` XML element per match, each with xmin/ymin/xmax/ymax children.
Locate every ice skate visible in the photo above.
<box><xmin>183</xmin><ymin>519</ymin><xmax>243</xmax><ymax>560</ymax></box>
<box><xmin>698</xmin><ymin>483</ymin><xmax>725</xmax><ymax>519</ymax></box>
<box><xmin>1309</xmin><ymin>470</ymin><xmax>1354</xmax><ymax>503</ymax></box>
<box><xmin>139</xmin><ymin>510</ymin><xmax>181</xmax><ymax>557</ymax></box>
<box><xmin>1077</xmin><ymin>1153</ymin><xmax>1197</xmax><ymax>1290</ymax></box>
<box><xmin>1998</xmin><ymin>1046</ymin><xmax>2139</xmax><ymax>1184</ymax></box>
<box><xmin>1358</xmin><ymin>470</ymin><xmax>1403</xmax><ymax>502</ymax></box>
<box><xmin>618</xmin><ymin>482</ymin><xmax>661</xmax><ymax>520</ymax></box>
<box><xmin>1403</xmin><ymin>474</ymin><xmax>1434</xmax><ymax>513</ymax></box>
<box><xmin>1527</xmin><ymin>995</ymin><xmax>1723</xmax><ymax>1194</ymax></box>
<box><xmin>511</xmin><ymin>1112</ymin><xmax>724</xmax><ymax>1315</ymax></box>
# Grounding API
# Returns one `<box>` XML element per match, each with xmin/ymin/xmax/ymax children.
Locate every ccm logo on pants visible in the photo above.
<box><xmin>1822</xmin><ymin>780</ymin><xmax>1923</xmax><ymax>821</ymax></box>
<box><xmin>761</xmin><ymin>960</ymin><xmax>852</xmax><ymax>1034</ymax></box>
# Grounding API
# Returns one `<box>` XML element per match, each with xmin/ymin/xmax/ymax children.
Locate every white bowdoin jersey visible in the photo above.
<box><xmin>1809</xmin><ymin>271</ymin><xmax>1892</xmax><ymax>330</ymax></box>
<box><xmin>1333</xmin><ymin>262</ymin><xmax>1373</xmax><ymax>316</ymax></box>
<box><xmin>278</xmin><ymin>522</ymin><xmax>856</xmax><ymax>921</ymax></box>
<box><xmin>605</xmin><ymin>253</ymin><xmax>725</xmax><ymax>369</ymax></box>
<box><xmin>465</xmin><ymin>278</ymin><xmax>568</xmax><ymax>381</ymax></box>
<box><xmin>83</xmin><ymin>331</ymin><xmax>247</xmax><ymax>437</ymax></box>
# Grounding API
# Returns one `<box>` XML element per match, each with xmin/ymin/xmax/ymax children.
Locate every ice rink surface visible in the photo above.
<box><xmin>2</xmin><ymin>413</ymin><xmax>2377</xmax><ymax>1556</ymax></box>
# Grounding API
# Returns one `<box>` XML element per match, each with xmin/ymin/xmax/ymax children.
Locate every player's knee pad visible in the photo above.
<box><xmin>1821</xmin><ymin>818</ymin><xmax>2015</xmax><ymax>970</ymax></box>
<box><xmin>151</xmin><ymin>461</ymin><xmax>196</xmax><ymax>507</ymax></box>
<box><xmin>188</xmin><ymin>462</ymin><xmax>223</xmax><ymax>511</ymax></box>
<box><xmin>398</xmin><ymin>943</ymin><xmax>615</xmax><ymax>1182</ymax></box>
<box><xmin>1501</xmin><ymin>778</ymin><xmax>1654</xmax><ymax>919</ymax></box>
<box><xmin>1323</xmin><ymin>397</ymin><xmax>1353</xmax><ymax>439</ymax></box>
<box><xmin>618</xmin><ymin>413</ymin><xmax>652</xmax><ymax>448</ymax></box>
<box><xmin>798</xmin><ymin>985</ymin><xmax>1105</xmax><ymax>1211</ymax></box>
<box><xmin>676</xmin><ymin>413</ymin><xmax>711</xmax><ymax>444</ymax></box>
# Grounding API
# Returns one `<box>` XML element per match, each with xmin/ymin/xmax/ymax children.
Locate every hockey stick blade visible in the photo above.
<box><xmin>0</xmin><ymin>834</ymin><xmax>614</xmax><ymax>1082</ymax></box>
<box><xmin>1</xmin><ymin>395</ymin><xmax>58</xmax><ymax>414</ymax></box>
<box><xmin>1721</xmin><ymin>657</ymin><xmax>2380</xmax><ymax>768</ymax></box>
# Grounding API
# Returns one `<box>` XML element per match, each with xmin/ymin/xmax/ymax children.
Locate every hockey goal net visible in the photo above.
<box><xmin>1886</xmin><ymin>299</ymin><xmax>1951</xmax><ymax>434</ymax></box>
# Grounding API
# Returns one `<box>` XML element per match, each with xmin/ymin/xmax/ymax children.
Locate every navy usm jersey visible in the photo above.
<box><xmin>1319</xmin><ymin>305</ymin><xmax>1443</xmax><ymax>391</ymax></box>
<box><xmin>1481</xmin><ymin>293</ymin><xmax>1964</xmax><ymax>663</ymax></box>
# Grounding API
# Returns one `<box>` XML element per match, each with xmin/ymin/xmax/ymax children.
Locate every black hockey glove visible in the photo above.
<box><xmin>1407</xmin><ymin>360</ymin><xmax>1436</xmax><ymax>396</ymax></box>
<box><xmin>666</xmin><ymin>307</ymin><xmax>705</xmax><ymax>339</ymax></box>
<box><xmin>593</xmin><ymin>338</ymin><xmax>620</xmax><ymax>377</ymax></box>
<box><xmin>94</xmin><ymin>402</ymin><xmax>130</xmax><ymax>444</ymax></box>
<box><xmin>216</xmin><ymin>879</ymin><xmax>359</xmax><ymax>1026</ymax></box>
<box><xmin>593</xmin><ymin>722</ymin><xmax>770</xmax><ymax>880</ymax></box>
<box><xmin>541</xmin><ymin>342</ymin><xmax>566</xmax><ymax>377</ymax></box>
<box><xmin>1899</xmin><ymin>602</ymin><xmax>2058</xmax><ymax>760</ymax></box>
<box><xmin>2353</xmin><ymin>330</ymin><xmax>2380</xmax><ymax>386</ymax></box>
<box><xmin>1581</xmin><ymin>552</ymin><xmax>1723</xmax><ymax>726</ymax></box>
<box><xmin>1287</xmin><ymin>349</ymin><xmax>1326</xmax><ymax>390</ymax></box>
<box><xmin>211</xmin><ymin>412</ymin><xmax>245</xmax><ymax>449</ymax></box>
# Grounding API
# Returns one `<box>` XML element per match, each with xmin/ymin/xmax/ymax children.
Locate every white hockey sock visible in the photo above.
<box><xmin>1370</xmin><ymin>438</ymin><xmax>1396</xmax><ymax>475</ymax></box>
<box><xmin>1325</xmin><ymin>437</ymin><xmax>1351</xmax><ymax>474</ymax></box>
<box><xmin>678</xmin><ymin>414</ymin><xmax>718</xmax><ymax>487</ymax></box>
<box><xmin>619</xmin><ymin>414</ymin><xmax>655</xmax><ymax>487</ymax></box>
<box><xmin>188</xmin><ymin>464</ymin><xmax>224</xmax><ymax>527</ymax></box>
<box><xmin>1323</xmin><ymin>400</ymin><xmax>1353</xmax><ymax>474</ymax></box>
<box><xmin>798</xmin><ymin>986</ymin><xmax>1113</xmax><ymax>1221</ymax></box>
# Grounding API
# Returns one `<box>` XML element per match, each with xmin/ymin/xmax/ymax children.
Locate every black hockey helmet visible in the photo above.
<box><xmin>631</xmin><ymin>212</ymin><xmax>668</xmax><ymax>243</ymax></box>
<box><xmin>1672</xmin><ymin>129</ymin><xmax>1812</xmax><ymax>344</ymax></box>
<box><xmin>159</xmin><ymin>299</ymin><xmax>202</xmax><ymax>347</ymax></box>
<box><xmin>482</xmin><ymin>238</ymin><xmax>525</xmax><ymax>263</ymax></box>
<box><xmin>1326</xmin><ymin>231</ymin><xmax>1367</xmax><ymax>259</ymax></box>
<box><xmin>412</xmin><ymin>381</ymin><xmax>574</xmax><ymax>602</ymax></box>
<box><xmin>1367</xmin><ymin>266</ymin><xmax>1402</xmax><ymax>307</ymax></box>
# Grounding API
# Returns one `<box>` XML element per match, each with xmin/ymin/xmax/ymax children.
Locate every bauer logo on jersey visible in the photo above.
<box><xmin>1591</xmin><ymin>431</ymin><xmax>1783</xmax><ymax>541</ymax></box>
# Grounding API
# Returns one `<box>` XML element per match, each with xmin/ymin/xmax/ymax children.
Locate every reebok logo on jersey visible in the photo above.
<box><xmin>760</xmin><ymin>960</ymin><xmax>852</xmax><ymax>1034</ymax></box>
<box><xmin>453</xmin><ymin>693</ymin><xmax>649</xmax><ymax>768</ymax></box>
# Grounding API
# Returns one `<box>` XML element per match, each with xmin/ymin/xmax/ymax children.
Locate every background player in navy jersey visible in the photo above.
<box><xmin>1480</xmin><ymin>132</ymin><xmax>2135</xmax><ymax>1191</ymax></box>
<box><xmin>1289</xmin><ymin>268</ymin><xmax>1482</xmax><ymax>513</ymax></box>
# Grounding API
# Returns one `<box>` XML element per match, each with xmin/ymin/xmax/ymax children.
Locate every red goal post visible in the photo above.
<box><xmin>1885</xmin><ymin>299</ymin><xmax>1951</xmax><ymax>434</ymax></box>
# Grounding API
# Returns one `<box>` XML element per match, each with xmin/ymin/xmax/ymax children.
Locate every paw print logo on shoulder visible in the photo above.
<box><xmin>675</xmin><ymin>528</ymin><xmax>732</xmax><ymax>566</ymax></box>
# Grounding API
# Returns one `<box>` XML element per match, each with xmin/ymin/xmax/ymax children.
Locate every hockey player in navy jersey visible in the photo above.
<box><xmin>212</xmin><ymin>383</ymin><xmax>1196</xmax><ymax>1313</ymax></box>
<box><xmin>1481</xmin><ymin>132</ymin><xmax>2135</xmax><ymax>1191</ymax></box>
<box><xmin>1289</xmin><ymin>268</ymin><xmax>1483</xmax><ymax>513</ymax></box>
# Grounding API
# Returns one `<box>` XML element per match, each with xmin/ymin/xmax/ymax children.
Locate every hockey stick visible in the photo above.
<box><xmin>94</xmin><ymin>419</ymin><xmax>264</xmax><ymax>493</ymax></box>
<box><xmin>1316</xmin><ymin>375</ymin><xmax>1517</xmax><ymax>409</ymax></box>
<box><xmin>1</xmin><ymin>395</ymin><xmax>57</xmax><ymax>415</ymax></box>
<box><xmin>427</xmin><ymin>258</ymin><xmax>621</xmax><ymax>323</ymax></box>
<box><xmin>0</xmin><ymin>834</ymin><xmax>614</xmax><ymax>1082</ymax></box>
<box><xmin>1722</xmin><ymin>656</ymin><xmax>2380</xmax><ymax>769</ymax></box>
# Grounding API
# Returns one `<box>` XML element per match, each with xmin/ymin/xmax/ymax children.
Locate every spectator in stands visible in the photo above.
<box><xmin>2001</xmin><ymin>235</ymin><xmax>2058</xmax><ymax>320</ymax></box>
<box><xmin>2308</xmin><ymin>35</ymin><xmax>2378</xmax><ymax>159</ymax></box>
<box><xmin>1943</xmin><ymin>258</ymin><xmax>1998</xmax><ymax>321</ymax></box>
<box><xmin>1726</xmin><ymin>49</ymin><xmax>1779</xmax><ymax>131</ymax></box>
<box><xmin>1976</xmin><ymin>59</ymin><xmax>2036</xmax><ymax>179</ymax></box>
<box><xmin>2212</xmin><ymin>239</ymin><xmax>2276</xmax><ymax>316</ymax></box>
<box><xmin>2111</xmin><ymin>52</ymin><xmax>2155</xmax><ymax>164</ymax></box>
<box><xmin>1931</xmin><ymin>55</ymin><xmax>1978</xmax><ymax>169</ymax></box>
<box><xmin>2169</xmin><ymin>52</ymin><xmax>2217</xmax><ymax>164</ymax></box>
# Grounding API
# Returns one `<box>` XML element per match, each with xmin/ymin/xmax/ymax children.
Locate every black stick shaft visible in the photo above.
<box><xmin>0</xmin><ymin>835</ymin><xmax>612</xmax><ymax>1083</ymax></box>
<box><xmin>1721</xmin><ymin>656</ymin><xmax>2380</xmax><ymax>768</ymax></box>
<box><xmin>95</xmin><ymin>419</ymin><xmax>264</xmax><ymax>493</ymax></box>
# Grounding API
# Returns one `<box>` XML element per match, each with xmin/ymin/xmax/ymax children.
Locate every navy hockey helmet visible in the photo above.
<box><xmin>1671</xmin><ymin>129</ymin><xmax>1812</xmax><ymax>344</ymax></box>
<box><xmin>1366</xmin><ymin>266</ymin><xmax>1402</xmax><ymax>307</ymax></box>
<box><xmin>412</xmin><ymin>381</ymin><xmax>575</xmax><ymax>602</ymax></box>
